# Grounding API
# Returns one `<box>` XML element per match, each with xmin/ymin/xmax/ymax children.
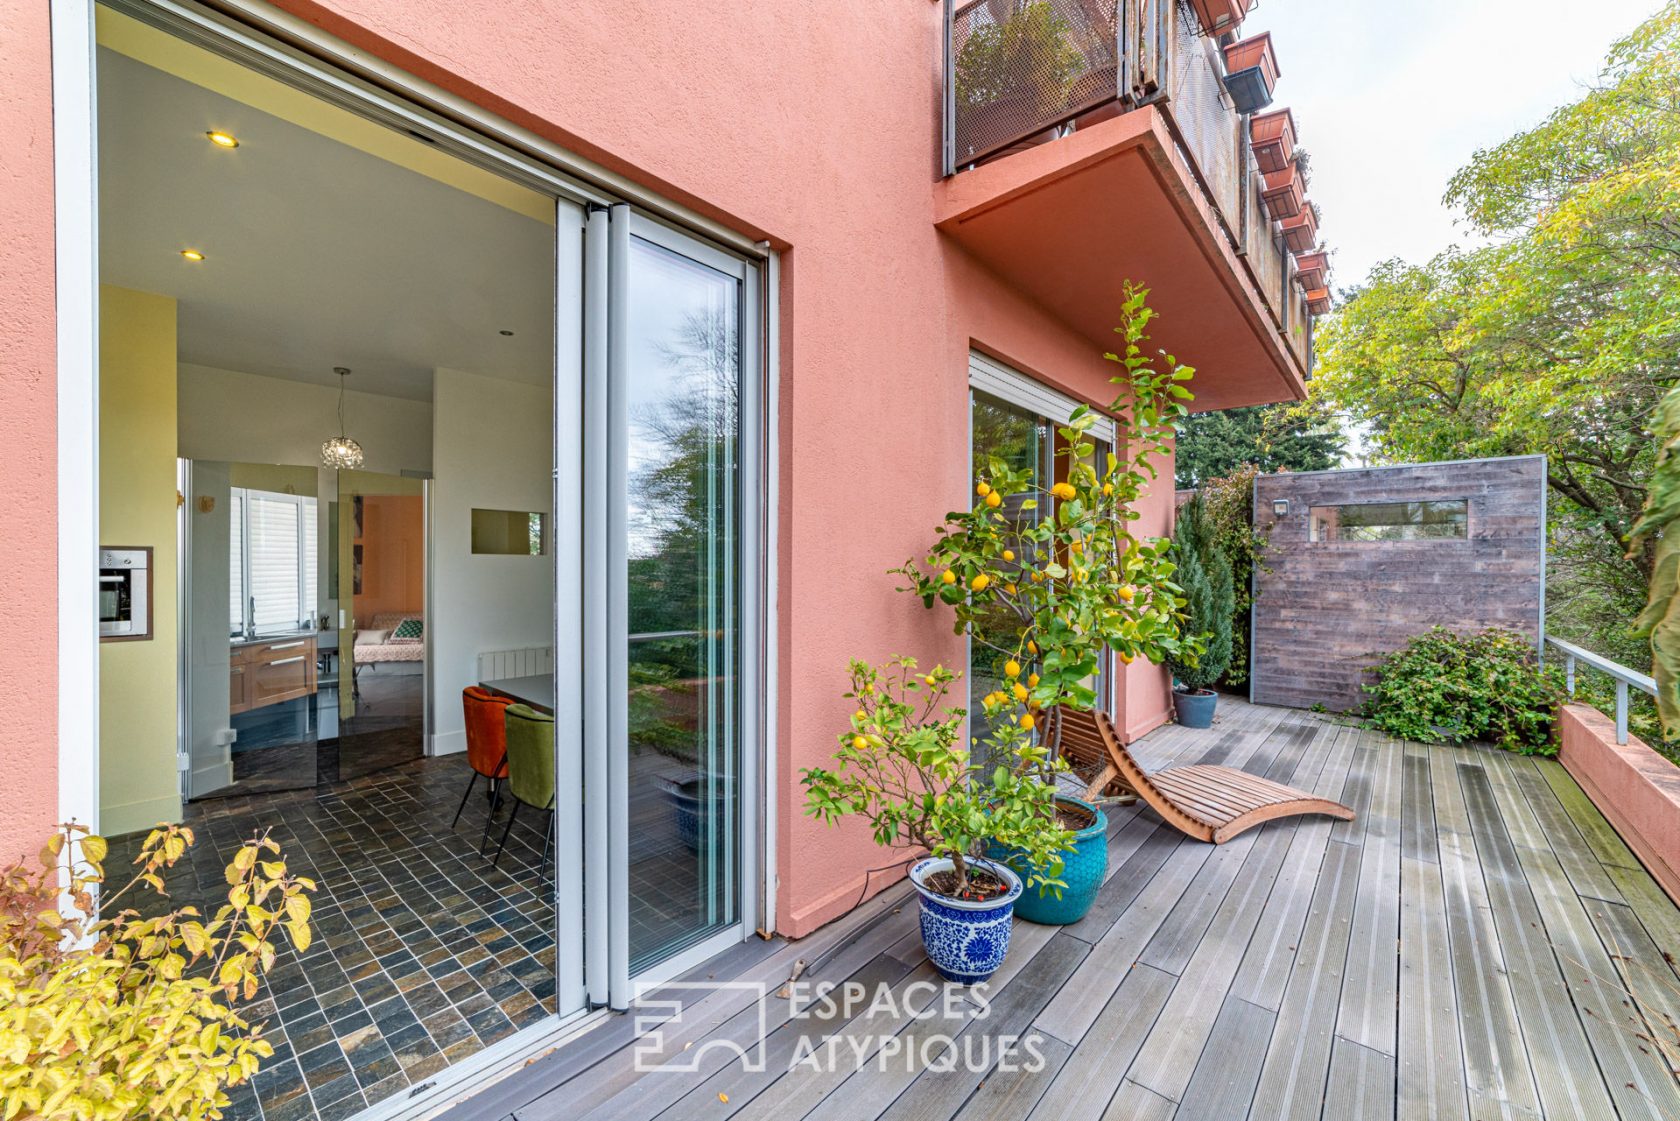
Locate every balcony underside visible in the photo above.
<box><xmin>935</xmin><ymin>107</ymin><xmax>1308</xmax><ymax>413</ymax></box>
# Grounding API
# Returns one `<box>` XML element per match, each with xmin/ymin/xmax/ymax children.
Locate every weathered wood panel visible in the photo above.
<box><xmin>1252</xmin><ymin>456</ymin><xmax>1546</xmax><ymax>712</ymax></box>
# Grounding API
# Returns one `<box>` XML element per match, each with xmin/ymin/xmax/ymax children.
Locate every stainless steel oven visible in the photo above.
<box><xmin>99</xmin><ymin>547</ymin><xmax>151</xmax><ymax>640</ymax></box>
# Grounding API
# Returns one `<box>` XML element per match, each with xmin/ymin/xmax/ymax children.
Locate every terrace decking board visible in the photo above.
<box><xmin>1395</xmin><ymin>741</ymin><xmax>1469</xmax><ymax>1121</ymax></box>
<box><xmin>478</xmin><ymin>701</ymin><xmax>1680</xmax><ymax>1121</ymax></box>
<box><xmin>1336</xmin><ymin>729</ymin><xmax>1404</xmax><ymax>1057</ymax></box>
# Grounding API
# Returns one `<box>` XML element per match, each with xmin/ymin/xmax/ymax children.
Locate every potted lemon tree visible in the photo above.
<box><xmin>802</xmin><ymin>658</ymin><xmax>1069</xmax><ymax>982</ymax></box>
<box><xmin>891</xmin><ymin>283</ymin><xmax>1204</xmax><ymax>924</ymax></box>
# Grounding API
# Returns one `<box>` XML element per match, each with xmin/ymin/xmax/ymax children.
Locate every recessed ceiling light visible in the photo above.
<box><xmin>180</xmin><ymin>249</ymin><xmax>205</xmax><ymax>262</ymax></box>
<box><xmin>206</xmin><ymin>130</ymin><xmax>240</xmax><ymax>149</ymax></box>
<box><xmin>499</xmin><ymin>329</ymin><xmax>514</xmax><ymax>337</ymax></box>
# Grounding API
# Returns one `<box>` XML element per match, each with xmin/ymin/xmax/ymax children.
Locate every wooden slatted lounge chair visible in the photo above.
<box><xmin>1051</xmin><ymin>707</ymin><xmax>1356</xmax><ymax>844</ymax></box>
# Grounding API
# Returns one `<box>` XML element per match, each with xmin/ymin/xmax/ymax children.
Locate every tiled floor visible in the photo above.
<box><xmin>113</xmin><ymin>752</ymin><xmax>560</xmax><ymax>1121</ymax></box>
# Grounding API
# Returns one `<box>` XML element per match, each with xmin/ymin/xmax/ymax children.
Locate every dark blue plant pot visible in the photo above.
<box><xmin>1174</xmin><ymin>688</ymin><xmax>1218</xmax><ymax>729</ymax></box>
<box><xmin>664</xmin><ymin>779</ymin><xmax>728</xmax><ymax>853</ymax></box>
<box><xmin>986</xmin><ymin>796</ymin><xmax>1109</xmax><ymax>925</ymax></box>
<box><xmin>909</xmin><ymin>857</ymin><xmax>1022</xmax><ymax>984</ymax></box>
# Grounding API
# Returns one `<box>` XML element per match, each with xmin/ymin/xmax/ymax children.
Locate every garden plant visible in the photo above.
<box><xmin>0</xmin><ymin>823</ymin><xmax>315</xmax><ymax>1121</ymax></box>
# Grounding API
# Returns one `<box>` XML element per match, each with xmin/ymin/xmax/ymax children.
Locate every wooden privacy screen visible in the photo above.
<box><xmin>1250</xmin><ymin>455</ymin><xmax>1546</xmax><ymax>712</ymax></box>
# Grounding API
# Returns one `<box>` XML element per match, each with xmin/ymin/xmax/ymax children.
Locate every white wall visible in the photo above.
<box><xmin>185</xmin><ymin>461</ymin><xmax>233</xmax><ymax>796</ymax></box>
<box><xmin>178</xmin><ymin>363</ymin><xmax>433</xmax><ymax>475</ymax></box>
<box><xmin>430</xmin><ymin>366</ymin><xmax>553</xmax><ymax>755</ymax></box>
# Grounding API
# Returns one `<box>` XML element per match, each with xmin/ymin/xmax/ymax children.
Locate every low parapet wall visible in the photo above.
<box><xmin>1557</xmin><ymin>703</ymin><xmax>1680</xmax><ymax>905</ymax></box>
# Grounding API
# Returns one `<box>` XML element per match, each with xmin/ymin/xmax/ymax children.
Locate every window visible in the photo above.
<box><xmin>230</xmin><ymin>488</ymin><xmax>319</xmax><ymax>636</ymax></box>
<box><xmin>470</xmin><ymin>508</ymin><xmax>548</xmax><ymax>555</ymax></box>
<box><xmin>1309</xmin><ymin>499</ymin><xmax>1469</xmax><ymax>543</ymax></box>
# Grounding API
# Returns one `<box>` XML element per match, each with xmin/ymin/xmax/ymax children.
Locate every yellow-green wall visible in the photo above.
<box><xmin>100</xmin><ymin>285</ymin><xmax>182</xmax><ymax>835</ymax></box>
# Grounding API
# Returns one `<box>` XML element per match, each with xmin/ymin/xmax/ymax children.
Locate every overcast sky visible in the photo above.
<box><xmin>1245</xmin><ymin>0</ymin><xmax>1661</xmax><ymax>288</ymax></box>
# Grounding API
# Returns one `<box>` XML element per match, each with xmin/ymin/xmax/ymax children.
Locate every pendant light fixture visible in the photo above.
<box><xmin>320</xmin><ymin>366</ymin><xmax>365</xmax><ymax>469</ymax></box>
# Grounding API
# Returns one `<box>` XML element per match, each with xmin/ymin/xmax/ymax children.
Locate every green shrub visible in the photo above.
<box><xmin>1363</xmin><ymin>627</ymin><xmax>1567</xmax><ymax>754</ymax></box>
<box><xmin>1167</xmin><ymin>496</ymin><xmax>1233</xmax><ymax>692</ymax></box>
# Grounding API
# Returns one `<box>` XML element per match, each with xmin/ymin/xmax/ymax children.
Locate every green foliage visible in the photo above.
<box><xmin>1167</xmin><ymin>497</ymin><xmax>1233</xmax><ymax>692</ymax></box>
<box><xmin>800</xmin><ymin>658</ymin><xmax>1070</xmax><ymax>896</ymax></box>
<box><xmin>1628</xmin><ymin>383</ymin><xmax>1680</xmax><ymax>738</ymax></box>
<box><xmin>954</xmin><ymin>2</ymin><xmax>1083</xmax><ymax>115</ymax></box>
<box><xmin>1173</xmin><ymin>400</ymin><xmax>1344</xmax><ymax>489</ymax></box>
<box><xmin>1197</xmin><ymin>466</ymin><xmax>1265</xmax><ymax>686</ymax></box>
<box><xmin>0</xmin><ymin>824</ymin><xmax>315</xmax><ymax>1121</ymax></box>
<box><xmin>1363</xmin><ymin>627</ymin><xmax>1567</xmax><ymax>755</ymax></box>
<box><xmin>1315</xmin><ymin>4</ymin><xmax>1680</xmax><ymax>663</ymax></box>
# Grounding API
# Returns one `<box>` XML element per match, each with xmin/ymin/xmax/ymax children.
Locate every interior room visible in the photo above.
<box><xmin>94</xmin><ymin>8</ymin><xmax>562</xmax><ymax>1118</ymax></box>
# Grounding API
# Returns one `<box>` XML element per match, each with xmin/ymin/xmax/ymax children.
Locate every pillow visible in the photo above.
<box><xmin>355</xmin><ymin>629</ymin><xmax>390</xmax><ymax>647</ymax></box>
<box><xmin>389</xmin><ymin>617</ymin><xmax>424</xmax><ymax>644</ymax></box>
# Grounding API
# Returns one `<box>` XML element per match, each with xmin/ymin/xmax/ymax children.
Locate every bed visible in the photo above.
<box><xmin>354</xmin><ymin>612</ymin><xmax>425</xmax><ymax>664</ymax></box>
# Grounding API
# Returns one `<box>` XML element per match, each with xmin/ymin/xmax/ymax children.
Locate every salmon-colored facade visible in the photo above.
<box><xmin>1</xmin><ymin>0</ymin><xmax>1311</xmax><ymax>942</ymax></box>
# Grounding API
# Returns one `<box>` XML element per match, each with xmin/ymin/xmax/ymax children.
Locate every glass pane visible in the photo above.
<box><xmin>1310</xmin><ymin>499</ymin><xmax>1469</xmax><ymax>543</ymax></box>
<box><xmin>471</xmin><ymin>508</ymin><xmax>548</xmax><ymax>554</ymax></box>
<box><xmin>625</xmin><ymin>235</ymin><xmax>740</xmax><ymax>971</ymax></box>
<box><xmin>229</xmin><ymin>491</ymin><xmax>244</xmax><ymax>635</ymax></box>
<box><xmin>969</xmin><ymin>393</ymin><xmax>1050</xmax><ymax>762</ymax></box>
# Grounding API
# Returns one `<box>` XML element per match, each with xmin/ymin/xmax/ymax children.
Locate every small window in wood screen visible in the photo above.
<box><xmin>1309</xmin><ymin>499</ymin><xmax>1468</xmax><ymax>543</ymax></box>
<box><xmin>471</xmin><ymin>509</ymin><xmax>547</xmax><ymax>555</ymax></box>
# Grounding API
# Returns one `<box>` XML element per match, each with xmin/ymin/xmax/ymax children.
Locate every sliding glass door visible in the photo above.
<box><xmin>621</xmin><ymin>226</ymin><xmax>746</xmax><ymax>973</ymax></box>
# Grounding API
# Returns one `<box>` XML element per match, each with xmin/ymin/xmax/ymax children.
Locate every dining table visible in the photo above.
<box><xmin>478</xmin><ymin>674</ymin><xmax>555</xmax><ymax>715</ymax></box>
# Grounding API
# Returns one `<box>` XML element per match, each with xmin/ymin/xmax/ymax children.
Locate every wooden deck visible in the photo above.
<box><xmin>444</xmin><ymin>700</ymin><xmax>1680</xmax><ymax>1121</ymax></box>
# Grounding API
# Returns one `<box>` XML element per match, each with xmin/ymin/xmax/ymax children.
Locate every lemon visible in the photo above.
<box><xmin>1013</xmin><ymin>682</ymin><xmax>1029</xmax><ymax>701</ymax></box>
<box><xmin>1027</xmin><ymin>640</ymin><xmax>1038</xmax><ymax>655</ymax></box>
<box><xmin>1119</xmin><ymin>652</ymin><xmax>1135</xmax><ymax>665</ymax></box>
<box><xmin>971</xmin><ymin>573</ymin><xmax>991</xmax><ymax>592</ymax></box>
<box><xmin>941</xmin><ymin>569</ymin><xmax>957</xmax><ymax>585</ymax></box>
<box><xmin>976</xmin><ymin>482</ymin><xmax>991</xmax><ymax>498</ymax></box>
<box><xmin>1102</xmin><ymin>483</ymin><xmax>1114</xmax><ymax>497</ymax></box>
<box><xmin>1019</xmin><ymin>713</ymin><xmax>1035</xmax><ymax>730</ymax></box>
<box><xmin>1028</xmin><ymin>673</ymin><xmax>1040</xmax><ymax>687</ymax></box>
<box><xmin>1002</xmin><ymin>549</ymin><xmax>1015</xmax><ymax>562</ymax></box>
<box><xmin>1005</xmin><ymin>582</ymin><xmax>1017</xmax><ymax>594</ymax></box>
<box><xmin>985</xmin><ymin>491</ymin><xmax>1002</xmax><ymax>508</ymax></box>
<box><xmin>852</xmin><ymin>736</ymin><xmax>867</xmax><ymax>749</ymax></box>
<box><xmin>1070</xmin><ymin>540</ymin><xmax>1084</xmax><ymax>555</ymax></box>
<box><xmin>1118</xmin><ymin>584</ymin><xmax>1136</xmax><ymax>602</ymax></box>
<box><xmin>1004</xmin><ymin>660</ymin><xmax>1021</xmax><ymax>678</ymax></box>
<box><xmin>1051</xmin><ymin>482</ymin><xmax>1077</xmax><ymax>500</ymax></box>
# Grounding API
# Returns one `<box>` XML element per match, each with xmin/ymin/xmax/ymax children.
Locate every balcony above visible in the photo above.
<box><xmin>940</xmin><ymin>0</ymin><xmax>1318</xmax><ymax>412</ymax></box>
<box><xmin>935</xmin><ymin>107</ymin><xmax>1306</xmax><ymax>412</ymax></box>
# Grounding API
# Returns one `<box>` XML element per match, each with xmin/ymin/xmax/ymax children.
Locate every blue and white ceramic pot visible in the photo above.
<box><xmin>908</xmin><ymin>856</ymin><xmax>1022</xmax><ymax>984</ymax></box>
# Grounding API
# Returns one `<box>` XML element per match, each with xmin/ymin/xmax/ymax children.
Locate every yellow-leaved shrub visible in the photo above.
<box><xmin>0</xmin><ymin>822</ymin><xmax>315</xmax><ymax>1121</ymax></box>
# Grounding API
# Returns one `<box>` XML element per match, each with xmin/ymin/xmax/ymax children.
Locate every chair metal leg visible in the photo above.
<box><xmin>480</xmin><ymin>786</ymin><xmax>501</xmax><ymax>856</ymax></box>
<box><xmin>452</xmin><ymin>771</ymin><xmax>479</xmax><ymax>829</ymax></box>
<box><xmin>494</xmin><ymin>800</ymin><xmax>521</xmax><ymax>865</ymax></box>
<box><xmin>541</xmin><ymin>808</ymin><xmax>555</xmax><ymax>868</ymax></box>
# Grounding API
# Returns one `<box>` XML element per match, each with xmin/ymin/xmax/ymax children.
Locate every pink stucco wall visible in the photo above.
<box><xmin>0</xmin><ymin>1</ymin><xmax>60</xmax><ymax>866</ymax></box>
<box><xmin>5</xmin><ymin>0</ymin><xmax>1257</xmax><ymax>933</ymax></box>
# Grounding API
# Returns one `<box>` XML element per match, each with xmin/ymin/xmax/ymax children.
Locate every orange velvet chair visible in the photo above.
<box><xmin>457</xmin><ymin>687</ymin><xmax>514</xmax><ymax>845</ymax></box>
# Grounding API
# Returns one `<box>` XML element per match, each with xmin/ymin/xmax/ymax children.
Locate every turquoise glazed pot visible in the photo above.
<box><xmin>987</xmin><ymin>795</ymin><xmax>1109</xmax><ymax>925</ymax></box>
<box><xmin>908</xmin><ymin>857</ymin><xmax>1022</xmax><ymax>984</ymax></box>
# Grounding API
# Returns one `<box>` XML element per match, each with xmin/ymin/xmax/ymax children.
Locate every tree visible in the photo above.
<box><xmin>1313</xmin><ymin>3</ymin><xmax>1680</xmax><ymax>663</ymax></box>
<box><xmin>1174</xmin><ymin>399</ymin><xmax>1344</xmax><ymax>489</ymax></box>
<box><xmin>1167</xmin><ymin>496</ymin><xmax>1233</xmax><ymax>692</ymax></box>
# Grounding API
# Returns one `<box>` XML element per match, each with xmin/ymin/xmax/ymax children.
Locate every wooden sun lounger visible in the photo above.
<box><xmin>1051</xmin><ymin>707</ymin><xmax>1356</xmax><ymax>844</ymax></box>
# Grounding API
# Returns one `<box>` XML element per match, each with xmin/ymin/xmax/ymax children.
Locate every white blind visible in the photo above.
<box><xmin>249</xmin><ymin>494</ymin><xmax>302</xmax><ymax>634</ymax></box>
<box><xmin>968</xmin><ymin>351</ymin><xmax>1118</xmax><ymax>445</ymax></box>
<box><xmin>229</xmin><ymin>491</ymin><xmax>245</xmax><ymax>635</ymax></box>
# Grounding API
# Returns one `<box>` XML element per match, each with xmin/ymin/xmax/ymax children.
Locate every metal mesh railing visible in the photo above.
<box><xmin>949</xmin><ymin>0</ymin><xmax>1121</xmax><ymax>166</ymax></box>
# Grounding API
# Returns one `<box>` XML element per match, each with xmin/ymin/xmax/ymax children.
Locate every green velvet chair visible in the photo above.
<box><xmin>495</xmin><ymin>703</ymin><xmax>556</xmax><ymax>866</ymax></box>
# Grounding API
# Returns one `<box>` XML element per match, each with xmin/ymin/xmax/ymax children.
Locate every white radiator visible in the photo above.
<box><xmin>477</xmin><ymin>646</ymin><xmax>555</xmax><ymax>681</ymax></box>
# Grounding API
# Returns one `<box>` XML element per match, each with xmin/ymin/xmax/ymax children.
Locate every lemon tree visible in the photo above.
<box><xmin>801</xmin><ymin>657</ymin><xmax>1070</xmax><ymax>895</ymax></box>
<box><xmin>894</xmin><ymin>283</ymin><xmax>1203</xmax><ymax>752</ymax></box>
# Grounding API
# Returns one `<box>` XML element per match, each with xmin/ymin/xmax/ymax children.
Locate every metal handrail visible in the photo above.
<box><xmin>1546</xmin><ymin>635</ymin><xmax>1655</xmax><ymax>745</ymax></box>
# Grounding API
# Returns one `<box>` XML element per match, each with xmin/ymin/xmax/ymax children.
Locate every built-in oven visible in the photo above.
<box><xmin>99</xmin><ymin>547</ymin><xmax>152</xmax><ymax>641</ymax></box>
